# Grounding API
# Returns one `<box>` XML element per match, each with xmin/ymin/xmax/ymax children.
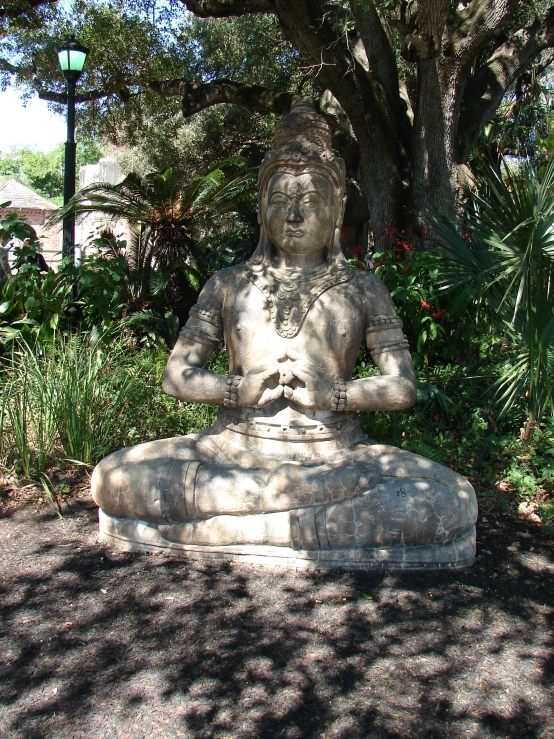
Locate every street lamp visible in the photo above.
<box><xmin>57</xmin><ymin>35</ymin><xmax>89</xmax><ymax>262</ymax></box>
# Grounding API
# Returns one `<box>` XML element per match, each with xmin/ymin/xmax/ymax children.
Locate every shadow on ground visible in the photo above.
<box><xmin>0</xmin><ymin>498</ymin><xmax>552</xmax><ymax>739</ymax></box>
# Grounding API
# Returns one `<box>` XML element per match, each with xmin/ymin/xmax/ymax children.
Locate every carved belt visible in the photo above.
<box><xmin>218</xmin><ymin>407</ymin><xmax>360</xmax><ymax>441</ymax></box>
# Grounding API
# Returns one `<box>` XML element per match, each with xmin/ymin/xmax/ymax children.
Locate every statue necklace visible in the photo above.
<box><xmin>243</xmin><ymin>258</ymin><xmax>355</xmax><ymax>338</ymax></box>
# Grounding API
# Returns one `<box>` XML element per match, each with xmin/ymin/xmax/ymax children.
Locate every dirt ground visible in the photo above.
<box><xmin>0</xmin><ymin>485</ymin><xmax>553</xmax><ymax>739</ymax></box>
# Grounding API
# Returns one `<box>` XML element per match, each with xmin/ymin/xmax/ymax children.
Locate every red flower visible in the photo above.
<box><xmin>421</xmin><ymin>300</ymin><xmax>431</xmax><ymax>310</ymax></box>
<box><xmin>434</xmin><ymin>414</ymin><xmax>441</xmax><ymax>421</ymax></box>
<box><xmin>432</xmin><ymin>309</ymin><xmax>446</xmax><ymax>319</ymax></box>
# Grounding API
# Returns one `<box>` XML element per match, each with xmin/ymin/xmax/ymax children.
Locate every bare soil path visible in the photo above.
<box><xmin>0</xmin><ymin>491</ymin><xmax>553</xmax><ymax>739</ymax></box>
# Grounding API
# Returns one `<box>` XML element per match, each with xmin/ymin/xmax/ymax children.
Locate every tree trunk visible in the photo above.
<box><xmin>180</xmin><ymin>0</ymin><xmax>554</xmax><ymax>241</ymax></box>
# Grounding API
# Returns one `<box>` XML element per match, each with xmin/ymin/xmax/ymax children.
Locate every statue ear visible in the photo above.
<box><xmin>250</xmin><ymin>229</ymin><xmax>271</xmax><ymax>265</ymax></box>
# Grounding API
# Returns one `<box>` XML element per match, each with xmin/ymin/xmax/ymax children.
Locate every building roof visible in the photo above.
<box><xmin>0</xmin><ymin>178</ymin><xmax>57</xmax><ymax>211</ymax></box>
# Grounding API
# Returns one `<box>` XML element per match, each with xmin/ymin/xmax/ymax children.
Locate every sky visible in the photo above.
<box><xmin>0</xmin><ymin>87</ymin><xmax>66</xmax><ymax>154</ymax></box>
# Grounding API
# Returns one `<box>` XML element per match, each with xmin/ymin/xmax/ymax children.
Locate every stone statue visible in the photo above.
<box><xmin>92</xmin><ymin>101</ymin><xmax>477</xmax><ymax>570</ymax></box>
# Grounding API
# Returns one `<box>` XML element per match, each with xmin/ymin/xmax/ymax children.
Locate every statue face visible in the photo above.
<box><xmin>265</xmin><ymin>172</ymin><xmax>337</xmax><ymax>258</ymax></box>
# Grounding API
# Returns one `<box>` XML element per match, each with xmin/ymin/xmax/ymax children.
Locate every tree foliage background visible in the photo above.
<box><xmin>1</xmin><ymin>0</ymin><xmax>554</xmax><ymax>235</ymax></box>
<box><xmin>0</xmin><ymin>141</ymin><xmax>103</xmax><ymax>202</ymax></box>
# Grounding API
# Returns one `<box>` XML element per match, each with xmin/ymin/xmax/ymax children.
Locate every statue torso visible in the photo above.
<box><xmin>223</xmin><ymin>265</ymin><xmax>365</xmax><ymax>380</ymax></box>
<box><xmin>181</xmin><ymin>261</ymin><xmax>402</xmax><ymax>460</ymax></box>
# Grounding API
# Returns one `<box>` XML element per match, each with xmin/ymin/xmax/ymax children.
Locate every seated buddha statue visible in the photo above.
<box><xmin>92</xmin><ymin>100</ymin><xmax>477</xmax><ymax>569</ymax></box>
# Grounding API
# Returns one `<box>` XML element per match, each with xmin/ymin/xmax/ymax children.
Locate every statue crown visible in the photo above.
<box><xmin>259</xmin><ymin>99</ymin><xmax>345</xmax><ymax>193</ymax></box>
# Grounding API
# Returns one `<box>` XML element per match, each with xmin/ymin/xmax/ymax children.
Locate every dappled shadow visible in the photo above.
<box><xmin>0</xmin><ymin>500</ymin><xmax>553</xmax><ymax>739</ymax></box>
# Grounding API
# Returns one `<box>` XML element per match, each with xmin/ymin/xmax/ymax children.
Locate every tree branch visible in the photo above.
<box><xmin>0</xmin><ymin>57</ymin><xmax>25</xmax><ymax>74</ymax></box>
<box><xmin>349</xmin><ymin>1</ymin><xmax>399</xmax><ymax>104</ymax></box>
<box><xmin>450</xmin><ymin>0</ymin><xmax>519</xmax><ymax>65</ymax></box>
<box><xmin>166</xmin><ymin>79</ymin><xmax>295</xmax><ymax>117</ymax></box>
<box><xmin>37</xmin><ymin>88</ymin><xmax>112</xmax><ymax>103</ymax></box>
<box><xmin>458</xmin><ymin>7</ymin><xmax>554</xmax><ymax>161</ymax></box>
<box><xmin>401</xmin><ymin>0</ymin><xmax>451</xmax><ymax>61</ymax></box>
<box><xmin>180</xmin><ymin>0</ymin><xmax>274</xmax><ymax>18</ymax></box>
<box><xmin>0</xmin><ymin>0</ymin><xmax>57</xmax><ymax>20</ymax></box>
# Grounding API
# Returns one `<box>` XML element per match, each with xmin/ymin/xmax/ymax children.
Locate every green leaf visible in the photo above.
<box><xmin>185</xmin><ymin>270</ymin><xmax>201</xmax><ymax>291</ymax></box>
<box><xmin>24</xmin><ymin>295</ymin><xmax>41</xmax><ymax>311</ymax></box>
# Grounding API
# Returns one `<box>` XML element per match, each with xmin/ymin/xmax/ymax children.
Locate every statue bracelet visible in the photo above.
<box><xmin>331</xmin><ymin>378</ymin><xmax>347</xmax><ymax>411</ymax></box>
<box><xmin>223</xmin><ymin>374</ymin><xmax>243</xmax><ymax>407</ymax></box>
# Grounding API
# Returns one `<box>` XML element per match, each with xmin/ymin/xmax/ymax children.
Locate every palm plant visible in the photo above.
<box><xmin>430</xmin><ymin>157</ymin><xmax>554</xmax><ymax>435</ymax></box>
<box><xmin>86</xmin><ymin>228</ymin><xmax>166</xmax><ymax>312</ymax></box>
<box><xmin>53</xmin><ymin>160</ymin><xmax>256</xmax><ymax>321</ymax></box>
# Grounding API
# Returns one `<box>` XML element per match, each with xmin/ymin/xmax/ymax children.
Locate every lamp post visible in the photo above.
<box><xmin>57</xmin><ymin>36</ymin><xmax>89</xmax><ymax>262</ymax></box>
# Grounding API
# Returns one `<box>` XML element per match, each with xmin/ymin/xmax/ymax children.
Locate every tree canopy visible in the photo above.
<box><xmin>2</xmin><ymin>0</ymin><xmax>553</xmax><ymax>236</ymax></box>
<box><xmin>0</xmin><ymin>140</ymin><xmax>103</xmax><ymax>203</ymax></box>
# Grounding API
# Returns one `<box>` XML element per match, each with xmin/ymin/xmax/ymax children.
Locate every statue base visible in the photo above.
<box><xmin>98</xmin><ymin>510</ymin><xmax>475</xmax><ymax>571</ymax></box>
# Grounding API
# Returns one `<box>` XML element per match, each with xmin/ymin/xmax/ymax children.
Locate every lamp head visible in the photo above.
<box><xmin>57</xmin><ymin>36</ymin><xmax>89</xmax><ymax>82</ymax></box>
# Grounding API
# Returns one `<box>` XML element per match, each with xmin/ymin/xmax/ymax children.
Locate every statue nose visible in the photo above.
<box><xmin>286</xmin><ymin>199</ymin><xmax>303</xmax><ymax>223</ymax></box>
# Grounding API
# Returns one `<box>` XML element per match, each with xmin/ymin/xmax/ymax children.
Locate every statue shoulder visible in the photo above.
<box><xmin>352</xmin><ymin>269</ymin><xmax>397</xmax><ymax>316</ymax></box>
<box><xmin>197</xmin><ymin>265</ymin><xmax>244</xmax><ymax>310</ymax></box>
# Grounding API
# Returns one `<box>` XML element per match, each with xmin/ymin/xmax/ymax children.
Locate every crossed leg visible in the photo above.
<box><xmin>92</xmin><ymin>437</ymin><xmax>477</xmax><ymax>551</ymax></box>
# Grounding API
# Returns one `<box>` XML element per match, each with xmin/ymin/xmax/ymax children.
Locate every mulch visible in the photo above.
<box><xmin>0</xmin><ymin>482</ymin><xmax>553</xmax><ymax>739</ymax></box>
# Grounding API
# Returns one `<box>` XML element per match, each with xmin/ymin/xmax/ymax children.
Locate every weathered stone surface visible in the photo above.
<box><xmin>92</xmin><ymin>100</ymin><xmax>477</xmax><ymax>569</ymax></box>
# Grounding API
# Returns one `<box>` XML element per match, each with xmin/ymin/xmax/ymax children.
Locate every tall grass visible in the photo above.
<box><xmin>1</xmin><ymin>342</ymin><xmax>59</xmax><ymax>476</ymax></box>
<box><xmin>50</xmin><ymin>335</ymin><xmax>132</xmax><ymax>464</ymax></box>
<box><xmin>0</xmin><ymin>332</ymin><xmax>223</xmax><ymax>479</ymax></box>
<box><xmin>0</xmin><ymin>333</ymin><xmax>132</xmax><ymax>475</ymax></box>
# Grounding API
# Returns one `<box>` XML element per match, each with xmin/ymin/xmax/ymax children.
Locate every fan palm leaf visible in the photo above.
<box><xmin>429</xmin><ymin>156</ymin><xmax>554</xmax><ymax>428</ymax></box>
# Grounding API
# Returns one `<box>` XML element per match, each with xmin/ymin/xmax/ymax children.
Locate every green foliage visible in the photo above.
<box><xmin>0</xmin><ymin>217</ymin><xmax>165</xmax><ymax>347</ymax></box>
<box><xmin>54</xmin><ymin>161</ymin><xmax>256</xmax><ymax>278</ymax></box>
<box><xmin>371</xmin><ymin>248</ymin><xmax>484</xmax><ymax>368</ymax></box>
<box><xmin>0</xmin><ymin>141</ymin><xmax>103</xmax><ymax>204</ymax></box>
<box><xmin>476</xmin><ymin>66</ymin><xmax>554</xmax><ymax>163</ymax></box>
<box><xmin>429</xmin><ymin>157</ymin><xmax>554</xmax><ymax>429</ymax></box>
<box><xmin>0</xmin><ymin>160</ymin><xmax>257</xmax><ymax>349</ymax></box>
<box><xmin>503</xmin><ymin>428</ymin><xmax>554</xmax><ymax>529</ymax></box>
<box><xmin>122</xmin><ymin>309</ymin><xmax>180</xmax><ymax>350</ymax></box>
<box><xmin>0</xmin><ymin>333</ymin><xmax>222</xmax><ymax>479</ymax></box>
<box><xmin>0</xmin><ymin>248</ymin><xmax>74</xmax><ymax>346</ymax></box>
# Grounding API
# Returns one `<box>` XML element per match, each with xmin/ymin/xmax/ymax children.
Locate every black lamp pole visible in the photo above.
<box><xmin>57</xmin><ymin>36</ymin><xmax>89</xmax><ymax>262</ymax></box>
<box><xmin>62</xmin><ymin>76</ymin><xmax>77</xmax><ymax>261</ymax></box>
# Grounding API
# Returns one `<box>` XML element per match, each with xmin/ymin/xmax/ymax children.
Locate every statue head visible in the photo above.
<box><xmin>251</xmin><ymin>100</ymin><xmax>347</xmax><ymax>268</ymax></box>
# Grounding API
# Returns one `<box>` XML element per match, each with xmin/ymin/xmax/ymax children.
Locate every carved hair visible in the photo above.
<box><xmin>251</xmin><ymin>99</ymin><xmax>347</xmax><ymax>268</ymax></box>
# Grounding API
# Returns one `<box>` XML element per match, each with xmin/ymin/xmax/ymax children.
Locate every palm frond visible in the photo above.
<box><xmin>427</xmin><ymin>155</ymin><xmax>554</xmax><ymax>425</ymax></box>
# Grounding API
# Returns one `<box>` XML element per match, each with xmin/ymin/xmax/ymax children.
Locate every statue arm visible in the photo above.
<box><xmin>344</xmin><ymin>340</ymin><xmax>417</xmax><ymax>412</ymax></box>
<box><xmin>162</xmin><ymin>332</ymin><xmax>228</xmax><ymax>405</ymax></box>
<box><xmin>344</xmin><ymin>274</ymin><xmax>417</xmax><ymax>412</ymax></box>
<box><xmin>161</xmin><ymin>272</ymin><xmax>228</xmax><ymax>405</ymax></box>
<box><xmin>161</xmin><ymin>269</ymin><xmax>284</xmax><ymax>408</ymax></box>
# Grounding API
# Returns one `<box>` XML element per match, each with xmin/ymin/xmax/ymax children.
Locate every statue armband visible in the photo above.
<box><xmin>180</xmin><ymin>303</ymin><xmax>223</xmax><ymax>348</ymax></box>
<box><xmin>365</xmin><ymin>314</ymin><xmax>409</xmax><ymax>359</ymax></box>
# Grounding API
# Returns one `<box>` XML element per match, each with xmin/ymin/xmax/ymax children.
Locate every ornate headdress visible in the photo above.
<box><xmin>251</xmin><ymin>99</ymin><xmax>347</xmax><ymax>267</ymax></box>
<box><xmin>258</xmin><ymin>99</ymin><xmax>346</xmax><ymax>196</ymax></box>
